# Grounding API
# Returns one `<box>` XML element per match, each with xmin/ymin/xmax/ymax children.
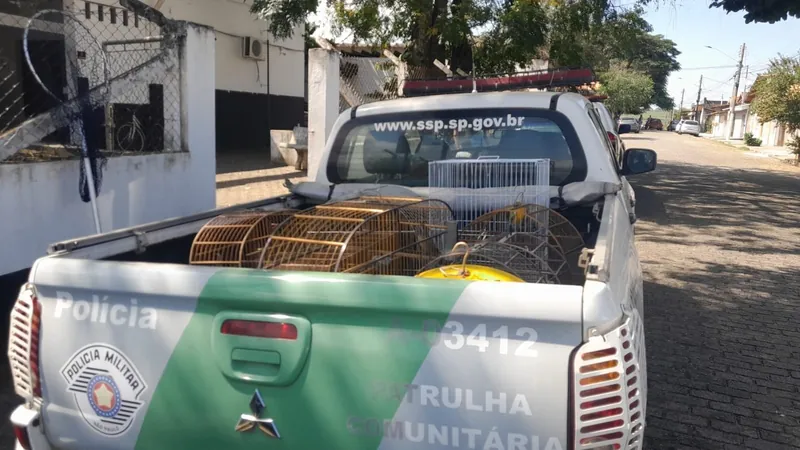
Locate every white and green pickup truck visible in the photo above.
<box><xmin>8</xmin><ymin>91</ymin><xmax>654</xmax><ymax>450</ymax></box>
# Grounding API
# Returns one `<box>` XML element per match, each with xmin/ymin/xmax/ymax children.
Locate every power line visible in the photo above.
<box><xmin>679</xmin><ymin>65</ymin><xmax>739</xmax><ymax>71</ymax></box>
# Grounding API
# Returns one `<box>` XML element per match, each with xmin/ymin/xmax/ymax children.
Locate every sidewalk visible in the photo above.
<box><xmin>699</xmin><ymin>133</ymin><xmax>797</xmax><ymax>164</ymax></box>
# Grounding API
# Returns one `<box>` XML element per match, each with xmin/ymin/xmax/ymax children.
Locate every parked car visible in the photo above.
<box><xmin>646</xmin><ymin>119</ymin><xmax>663</xmax><ymax>131</ymax></box>
<box><xmin>677</xmin><ymin>119</ymin><xmax>701</xmax><ymax>136</ymax></box>
<box><xmin>591</xmin><ymin>101</ymin><xmax>627</xmax><ymax>156</ymax></box>
<box><xmin>619</xmin><ymin>117</ymin><xmax>641</xmax><ymax>133</ymax></box>
<box><xmin>667</xmin><ymin>120</ymin><xmax>680</xmax><ymax>131</ymax></box>
<box><xmin>9</xmin><ymin>91</ymin><xmax>656</xmax><ymax>450</ymax></box>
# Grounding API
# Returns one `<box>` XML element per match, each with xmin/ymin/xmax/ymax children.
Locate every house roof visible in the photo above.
<box><xmin>696</xmin><ymin>100</ymin><xmax>729</xmax><ymax>113</ymax></box>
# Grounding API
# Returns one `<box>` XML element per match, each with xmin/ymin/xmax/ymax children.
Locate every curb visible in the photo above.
<box><xmin>698</xmin><ymin>135</ymin><xmax>799</xmax><ymax>164</ymax></box>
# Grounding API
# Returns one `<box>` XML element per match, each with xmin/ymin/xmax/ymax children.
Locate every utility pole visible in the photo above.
<box><xmin>678</xmin><ymin>88</ymin><xmax>685</xmax><ymax>119</ymax></box>
<box><xmin>742</xmin><ymin>65</ymin><xmax>750</xmax><ymax>94</ymax></box>
<box><xmin>693</xmin><ymin>75</ymin><xmax>703</xmax><ymax>121</ymax></box>
<box><xmin>726</xmin><ymin>43</ymin><xmax>746</xmax><ymax>141</ymax></box>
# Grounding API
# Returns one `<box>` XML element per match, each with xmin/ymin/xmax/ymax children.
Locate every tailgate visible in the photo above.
<box><xmin>32</xmin><ymin>258</ymin><xmax>583</xmax><ymax>450</ymax></box>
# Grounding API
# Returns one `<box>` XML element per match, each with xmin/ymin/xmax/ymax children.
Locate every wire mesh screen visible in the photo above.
<box><xmin>338</xmin><ymin>55</ymin><xmax>401</xmax><ymax>113</ymax></box>
<box><xmin>0</xmin><ymin>0</ymin><xmax>182</xmax><ymax>164</ymax></box>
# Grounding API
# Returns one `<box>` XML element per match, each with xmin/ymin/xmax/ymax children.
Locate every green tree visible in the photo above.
<box><xmin>252</xmin><ymin>0</ymin><xmax>546</xmax><ymax>73</ymax></box>
<box><xmin>548</xmin><ymin>4</ymin><xmax>679</xmax><ymax>109</ymax></box>
<box><xmin>641</xmin><ymin>0</ymin><xmax>800</xmax><ymax>24</ymax></box>
<box><xmin>750</xmin><ymin>54</ymin><xmax>800</xmax><ymax>157</ymax></box>
<box><xmin>304</xmin><ymin>20</ymin><xmax>320</xmax><ymax>50</ymax></box>
<box><xmin>250</xmin><ymin>0</ymin><xmax>679</xmax><ymax>103</ymax></box>
<box><xmin>751</xmin><ymin>54</ymin><xmax>800</xmax><ymax>130</ymax></box>
<box><xmin>598</xmin><ymin>66</ymin><xmax>655</xmax><ymax>115</ymax></box>
<box><xmin>709</xmin><ymin>0</ymin><xmax>800</xmax><ymax>23</ymax></box>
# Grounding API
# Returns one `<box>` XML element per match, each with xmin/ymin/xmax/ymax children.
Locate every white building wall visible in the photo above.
<box><xmin>0</xmin><ymin>22</ymin><xmax>217</xmax><ymax>276</ymax></box>
<box><xmin>732</xmin><ymin>108</ymin><xmax>748</xmax><ymax>140</ymax></box>
<box><xmin>154</xmin><ymin>0</ymin><xmax>305</xmax><ymax>98</ymax></box>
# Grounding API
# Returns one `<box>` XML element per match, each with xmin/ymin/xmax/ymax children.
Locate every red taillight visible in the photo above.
<box><xmin>221</xmin><ymin>320</ymin><xmax>297</xmax><ymax>340</ymax></box>
<box><xmin>607</xmin><ymin>131</ymin><xmax>617</xmax><ymax>143</ymax></box>
<box><xmin>13</xmin><ymin>425</ymin><xmax>31</xmax><ymax>450</ymax></box>
<box><xmin>30</xmin><ymin>297</ymin><xmax>42</xmax><ymax>398</ymax></box>
<box><xmin>9</xmin><ymin>285</ymin><xmax>42</xmax><ymax>400</ymax></box>
<box><xmin>573</xmin><ymin>318</ymin><xmax>646</xmax><ymax>450</ymax></box>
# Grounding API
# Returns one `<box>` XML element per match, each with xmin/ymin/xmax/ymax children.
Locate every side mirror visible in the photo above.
<box><xmin>622</xmin><ymin>148</ymin><xmax>657</xmax><ymax>176</ymax></box>
<box><xmin>617</xmin><ymin>124</ymin><xmax>631</xmax><ymax>135</ymax></box>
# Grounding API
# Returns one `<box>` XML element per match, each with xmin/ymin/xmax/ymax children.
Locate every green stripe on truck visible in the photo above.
<box><xmin>134</xmin><ymin>269</ymin><xmax>469</xmax><ymax>450</ymax></box>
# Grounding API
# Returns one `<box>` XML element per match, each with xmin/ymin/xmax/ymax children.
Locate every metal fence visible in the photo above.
<box><xmin>0</xmin><ymin>0</ymin><xmax>182</xmax><ymax>164</ymax></box>
<box><xmin>337</xmin><ymin>54</ymin><xmax>435</xmax><ymax>112</ymax></box>
<box><xmin>338</xmin><ymin>55</ymin><xmax>397</xmax><ymax>112</ymax></box>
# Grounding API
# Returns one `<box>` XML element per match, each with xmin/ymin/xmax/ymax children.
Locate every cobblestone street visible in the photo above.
<box><xmin>630</xmin><ymin>132</ymin><xmax>800</xmax><ymax>449</ymax></box>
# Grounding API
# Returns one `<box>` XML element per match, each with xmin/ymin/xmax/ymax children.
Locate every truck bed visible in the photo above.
<box><xmin>86</xmin><ymin>201</ymin><xmax>602</xmax><ymax>287</ymax></box>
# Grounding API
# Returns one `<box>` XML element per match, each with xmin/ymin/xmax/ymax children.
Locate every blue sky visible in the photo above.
<box><xmin>644</xmin><ymin>1</ymin><xmax>800</xmax><ymax>109</ymax></box>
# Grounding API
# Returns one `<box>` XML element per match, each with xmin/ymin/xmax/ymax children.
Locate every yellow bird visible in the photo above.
<box><xmin>509</xmin><ymin>205</ymin><xmax>528</xmax><ymax>226</ymax></box>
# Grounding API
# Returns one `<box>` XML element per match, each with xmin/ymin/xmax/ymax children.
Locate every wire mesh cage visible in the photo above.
<box><xmin>427</xmin><ymin>159</ymin><xmax>551</xmax><ymax>228</ymax></box>
<box><xmin>258</xmin><ymin>196</ymin><xmax>454</xmax><ymax>276</ymax></box>
<box><xmin>463</xmin><ymin>204</ymin><xmax>585</xmax><ymax>254</ymax></box>
<box><xmin>417</xmin><ymin>240</ymin><xmax>563</xmax><ymax>284</ymax></box>
<box><xmin>189</xmin><ymin>211</ymin><xmax>297</xmax><ymax>268</ymax></box>
<box><xmin>460</xmin><ymin>204</ymin><xmax>586</xmax><ymax>283</ymax></box>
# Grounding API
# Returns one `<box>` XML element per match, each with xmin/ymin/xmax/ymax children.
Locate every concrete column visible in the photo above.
<box><xmin>180</xmin><ymin>22</ymin><xmax>217</xmax><ymax>210</ymax></box>
<box><xmin>307</xmin><ymin>48</ymin><xmax>340</xmax><ymax>181</ymax></box>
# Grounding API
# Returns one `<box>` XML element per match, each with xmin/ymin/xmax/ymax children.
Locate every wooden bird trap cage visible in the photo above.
<box><xmin>257</xmin><ymin>196</ymin><xmax>455</xmax><ymax>276</ymax></box>
<box><xmin>189</xmin><ymin>210</ymin><xmax>297</xmax><ymax>268</ymax></box>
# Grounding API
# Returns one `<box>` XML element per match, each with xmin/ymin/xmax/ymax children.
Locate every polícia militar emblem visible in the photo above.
<box><xmin>60</xmin><ymin>344</ymin><xmax>147</xmax><ymax>436</ymax></box>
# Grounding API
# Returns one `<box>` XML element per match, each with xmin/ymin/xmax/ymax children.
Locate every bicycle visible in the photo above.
<box><xmin>115</xmin><ymin>107</ymin><xmax>164</xmax><ymax>152</ymax></box>
<box><xmin>116</xmin><ymin>112</ymin><xmax>145</xmax><ymax>152</ymax></box>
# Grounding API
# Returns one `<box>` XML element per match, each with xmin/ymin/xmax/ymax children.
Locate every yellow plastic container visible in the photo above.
<box><xmin>416</xmin><ymin>264</ymin><xmax>524</xmax><ymax>282</ymax></box>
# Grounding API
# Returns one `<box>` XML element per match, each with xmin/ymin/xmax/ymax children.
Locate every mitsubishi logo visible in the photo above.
<box><xmin>235</xmin><ymin>390</ymin><xmax>280</xmax><ymax>438</ymax></box>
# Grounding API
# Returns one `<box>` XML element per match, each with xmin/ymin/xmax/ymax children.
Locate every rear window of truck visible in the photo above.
<box><xmin>326</xmin><ymin>108</ymin><xmax>588</xmax><ymax>187</ymax></box>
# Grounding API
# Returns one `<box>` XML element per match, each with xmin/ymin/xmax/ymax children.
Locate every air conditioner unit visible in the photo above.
<box><xmin>242</xmin><ymin>36</ymin><xmax>265</xmax><ymax>61</ymax></box>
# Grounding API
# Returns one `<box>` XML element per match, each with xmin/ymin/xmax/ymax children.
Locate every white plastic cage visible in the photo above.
<box><xmin>427</xmin><ymin>158</ymin><xmax>552</xmax><ymax>265</ymax></box>
<box><xmin>427</xmin><ymin>158</ymin><xmax>551</xmax><ymax>227</ymax></box>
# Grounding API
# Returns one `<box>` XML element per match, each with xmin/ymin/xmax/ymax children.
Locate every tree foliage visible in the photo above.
<box><xmin>641</xmin><ymin>0</ymin><xmax>800</xmax><ymax>24</ymax></box>
<box><xmin>250</xmin><ymin>0</ymin><xmax>679</xmax><ymax>106</ymax></box>
<box><xmin>751</xmin><ymin>54</ymin><xmax>800</xmax><ymax>132</ymax></box>
<box><xmin>548</xmin><ymin>4</ymin><xmax>679</xmax><ymax>109</ymax></box>
<box><xmin>709</xmin><ymin>0</ymin><xmax>800</xmax><ymax>23</ymax></box>
<box><xmin>598</xmin><ymin>66</ymin><xmax>655</xmax><ymax>115</ymax></box>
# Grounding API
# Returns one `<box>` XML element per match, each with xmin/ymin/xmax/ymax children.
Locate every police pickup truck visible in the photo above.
<box><xmin>8</xmin><ymin>90</ymin><xmax>654</xmax><ymax>450</ymax></box>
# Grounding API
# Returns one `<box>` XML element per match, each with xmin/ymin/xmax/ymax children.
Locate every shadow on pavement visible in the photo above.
<box><xmin>623</xmin><ymin>135</ymin><xmax>656</xmax><ymax>142</ymax></box>
<box><xmin>216</xmin><ymin>149</ymin><xmax>278</xmax><ymax>175</ymax></box>
<box><xmin>634</xmin><ymin>160</ymin><xmax>799</xmax><ymax>244</ymax></box>
<box><xmin>632</xmin><ymin>161</ymin><xmax>800</xmax><ymax>449</ymax></box>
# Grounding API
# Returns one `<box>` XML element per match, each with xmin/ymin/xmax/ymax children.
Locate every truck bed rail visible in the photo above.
<box><xmin>47</xmin><ymin>196</ymin><xmax>290</xmax><ymax>260</ymax></box>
